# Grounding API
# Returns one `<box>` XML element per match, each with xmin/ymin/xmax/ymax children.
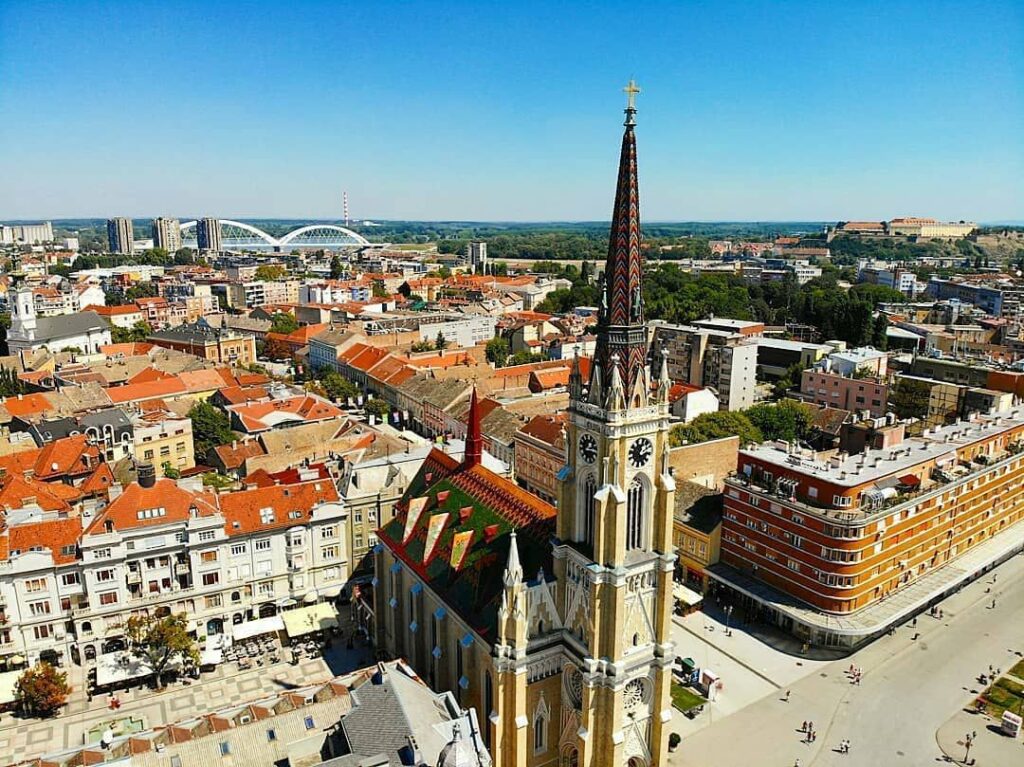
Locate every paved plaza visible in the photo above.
<box><xmin>0</xmin><ymin>627</ymin><xmax>375</xmax><ymax>766</ymax></box>
<box><xmin>668</xmin><ymin>550</ymin><xmax>1024</xmax><ymax>766</ymax></box>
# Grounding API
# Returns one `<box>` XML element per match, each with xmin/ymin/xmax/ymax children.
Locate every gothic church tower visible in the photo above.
<box><xmin>555</xmin><ymin>82</ymin><xmax>676</xmax><ymax>767</ymax></box>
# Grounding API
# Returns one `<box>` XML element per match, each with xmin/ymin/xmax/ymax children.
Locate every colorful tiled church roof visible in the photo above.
<box><xmin>377</xmin><ymin>389</ymin><xmax>556</xmax><ymax>641</ymax></box>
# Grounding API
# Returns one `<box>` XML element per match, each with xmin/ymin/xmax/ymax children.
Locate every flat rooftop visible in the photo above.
<box><xmin>740</xmin><ymin>406</ymin><xmax>1024</xmax><ymax>488</ymax></box>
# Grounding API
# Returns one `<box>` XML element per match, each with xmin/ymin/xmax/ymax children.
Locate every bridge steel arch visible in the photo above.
<box><xmin>278</xmin><ymin>224</ymin><xmax>370</xmax><ymax>246</ymax></box>
<box><xmin>180</xmin><ymin>219</ymin><xmax>280</xmax><ymax>246</ymax></box>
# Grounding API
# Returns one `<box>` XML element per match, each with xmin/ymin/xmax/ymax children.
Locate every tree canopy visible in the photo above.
<box><xmin>15</xmin><ymin>662</ymin><xmax>71</xmax><ymax>716</ymax></box>
<box><xmin>669</xmin><ymin>411</ymin><xmax>762</xmax><ymax>447</ymax></box>
<box><xmin>187</xmin><ymin>400</ymin><xmax>236</xmax><ymax>459</ymax></box>
<box><xmin>125</xmin><ymin>612</ymin><xmax>198</xmax><ymax>687</ymax></box>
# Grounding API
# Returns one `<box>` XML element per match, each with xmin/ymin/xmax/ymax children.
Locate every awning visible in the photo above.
<box><xmin>199</xmin><ymin>648</ymin><xmax>222</xmax><ymax>667</ymax></box>
<box><xmin>321</xmin><ymin>585</ymin><xmax>343</xmax><ymax>598</ymax></box>
<box><xmin>95</xmin><ymin>651</ymin><xmax>182</xmax><ymax>687</ymax></box>
<box><xmin>7</xmin><ymin>655</ymin><xmax>25</xmax><ymax>665</ymax></box>
<box><xmin>303</xmin><ymin>591</ymin><xmax>319</xmax><ymax>604</ymax></box>
<box><xmin>282</xmin><ymin>602</ymin><xmax>339</xmax><ymax>638</ymax></box>
<box><xmin>673</xmin><ymin>584</ymin><xmax>704</xmax><ymax>606</ymax></box>
<box><xmin>277</xmin><ymin>598</ymin><xmax>297</xmax><ymax>608</ymax></box>
<box><xmin>0</xmin><ymin>670</ymin><xmax>20</xmax><ymax>705</ymax></box>
<box><xmin>231</xmin><ymin>615</ymin><xmax>285</xmax><ymax>641</ymax></box>
<box><xmin>679</xmin><ymin>657</ymin><xmax>696</xmax><ymax>672</ymax></box>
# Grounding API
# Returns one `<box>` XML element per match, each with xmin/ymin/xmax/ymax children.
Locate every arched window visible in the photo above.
<box><xmin>581</xmin><ymin>474</ymin><xmax>596</xmax><ymax>546</ymax></box>
<box><xmin>482</xmin><ymin>670</ymin><xmax>494</xmax><ymax>747</ymax></box>
<box><xmin>533</xmin><ymin>695</ymin><xmax>550</xmax><ymax>754</ymax></box>
<box><xmin>626</xmin><ymin>476</ymin><xmax>645</xmax><ymax>551</ymax></box>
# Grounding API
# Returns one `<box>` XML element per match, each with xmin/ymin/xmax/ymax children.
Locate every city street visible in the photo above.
<box><xmin>669</xmin><ymin>550</ymin><xmax>1024</xmax><ymax>766</ymax></box>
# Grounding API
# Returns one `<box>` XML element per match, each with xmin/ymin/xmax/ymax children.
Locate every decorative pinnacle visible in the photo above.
<box><xmin>623</xmin><ymin>79</ymin><xmax>641</xmax><ymax>125</ymax></box>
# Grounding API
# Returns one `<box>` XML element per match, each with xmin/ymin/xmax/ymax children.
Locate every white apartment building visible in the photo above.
<box><xmin>227</xmin><ymin>280</ymin><xmax>301</xmax><ymax>309</ymax></box>
<box><xmin>0</xmin><ymin>222</ymin><xmax>54</xmax><ymax>245</ymax></box>
<box><xmin>417</xmin><ymin>314</ymin><xmax>496</xmax><ymax>348</ymax></box>
<box><xmin>0</xmin><ymin>467</ymin><xmax>349</xmax><ymax>668</ymax></box>
<box><xmin>650</xmin><ymin>321</ymin><xmax>758</xmax><ymax>411</ymax></box>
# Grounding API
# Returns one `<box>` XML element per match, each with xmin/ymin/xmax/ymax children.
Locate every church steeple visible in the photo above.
<box><xmin>464</xmin><ymin>387</ymin><xmax>483</xmax><ymax>468</ymax></box>
<box><xmin>590</xmin><ymin>80</ymin><xmax>648</xmax><ymax>410</ymax></box>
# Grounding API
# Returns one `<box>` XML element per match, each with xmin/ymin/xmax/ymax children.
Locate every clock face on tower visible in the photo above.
<box><xmin>579</xmin><ymin>434</ymin><xmax>598</xmax><ymax>464</ymax></box>
<box><xmin>629</xmin><ymin>438</ymin><xmax>653</xmax><ymax>468</ymax></box>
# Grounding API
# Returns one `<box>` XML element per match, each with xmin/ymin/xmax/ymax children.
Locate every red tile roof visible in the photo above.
<box><xmin>86</xmin><ymin>479</ymin><xmax>219</xmax><ymax>534</ymax></box>
<box><xmin>106</xmin><ymin>377</ymin><xmax>188</xmax><ymax>404</ymax></box>
<box><xmin>220</xmin><ymin>480</ymin><xmax>339</xmax><ymax>536</ymax></box>
<box><xmin>1</xmin><ymin>393</ymin><xmax>54</xmax><ymax>418</ymax></box>
<box><xmin>212</xmin><ymin>439</ymin><xmax>266</xmax><ymax>470</ymax></box>
<box><xmin>3</xmin><ymin>516</ymin><xmax>82</xmax><ymax>564</ymax></box>
<box><xmin>230</xmin><ymin>395</ymin><xmax>344</xmax><ymax>432</ymax></box>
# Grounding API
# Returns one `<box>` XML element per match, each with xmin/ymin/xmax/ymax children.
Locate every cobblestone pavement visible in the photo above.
<box><xmin>0</xmin><ymin>633</ymin><xmax>375</xmax><ymax>766</ymax></box>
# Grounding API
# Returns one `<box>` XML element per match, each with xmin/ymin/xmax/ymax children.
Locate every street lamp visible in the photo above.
<box><xmin>724</xmin><ymin>605</ymin><xmax>734</xmax><ymax>637</ymax></box>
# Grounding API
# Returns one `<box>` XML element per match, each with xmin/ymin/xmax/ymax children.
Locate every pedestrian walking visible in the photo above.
<box><xmin>785</xmin><ymin>690</ymin><xmax>791</xmax><ymax>702</ymax></box>
<box><xmin>992</xmin><ymin>598</ymin><xmax>996</xmax><ymax>608</ymax></box>
<box><xmin>802</xmin><ymin>720</ymin><xmax>808</xmax><ymax>732</ymax></box>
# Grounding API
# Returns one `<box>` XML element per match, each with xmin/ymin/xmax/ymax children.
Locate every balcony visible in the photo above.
<box><xmin>126</xmin><ymin>570</ymin><xmax>142</xmax><ymax>584</ymax></box>
<box><xmin>175</xmin><ymin>561</ymin><xmax>190</xmax><ymax>574</ymax></box>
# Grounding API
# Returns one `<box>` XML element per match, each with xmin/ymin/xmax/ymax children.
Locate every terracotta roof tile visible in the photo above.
<box><xmin>220</xmin><ymin>480</ymin><xmax>339</xmax><ymax>536</ymax></box>
<box><xmin>4</xmin><ymin>517</ymin><xmax>82</xmax><ymax>564</ymax></box>
<box><xmin>85</xmin><ymin>479</ymin><xmax>219</xmax><ymax>534</ymax></box>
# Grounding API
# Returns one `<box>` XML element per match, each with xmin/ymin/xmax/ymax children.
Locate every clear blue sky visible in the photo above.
<box><xmin>1</xmin><ymin>0</ymin><xmax>1021</xmax><ymax>222</ymax></box>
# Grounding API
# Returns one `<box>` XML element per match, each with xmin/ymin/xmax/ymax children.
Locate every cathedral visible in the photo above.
<box><xmin>374</xmin><ymin>84</ymin><xmax>676</xmax><ymax>767</ymax></box>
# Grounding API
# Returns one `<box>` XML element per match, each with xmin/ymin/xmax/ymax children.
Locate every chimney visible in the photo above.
<box><xmin>138</xmin><ymin>462</ymin><xmax>157</xmax><ymax>488</ymax></box>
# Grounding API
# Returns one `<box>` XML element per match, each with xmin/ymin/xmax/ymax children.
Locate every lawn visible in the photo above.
<box><xmin>1009</xmin><ymin>658</ymin><xmax>1024</xmax><ymax>680</ymax></box>
<box><xmin>978</xmin><ymin>676</ymin><xmax>1024</xmax><ymax>718</ymax></box>
<box><xmin>670</xmin><ymin>682</ymin><xmax>706</xmax><ymax>712</ymax></box>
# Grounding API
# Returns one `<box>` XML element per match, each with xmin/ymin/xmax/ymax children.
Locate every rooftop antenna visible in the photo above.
<box><xmin>343</xmin><ymin>191</ymin><xmax>350</xmax><ymax>227</ymax></box>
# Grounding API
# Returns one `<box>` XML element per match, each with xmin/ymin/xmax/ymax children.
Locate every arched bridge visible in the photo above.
<box><xmin>180</xmin><ymin>220</ymin><xmax>373</xmax><ymax>251</ymax></box>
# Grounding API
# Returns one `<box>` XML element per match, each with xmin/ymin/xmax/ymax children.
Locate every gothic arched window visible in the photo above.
<box><xmin>626</xmin><ymin>476</ymin><xmax>645</xmax><ymax>551</ymax></box>
<box><xmin>581</xmin><ymin>474</ymin><xmax>596</xmax><ymax>546</ymax></box>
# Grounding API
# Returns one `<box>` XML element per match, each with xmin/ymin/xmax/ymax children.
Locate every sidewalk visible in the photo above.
<box><xmin>936</xmin><ymin>708</ymin><xmax>1024</xmax><ymax>766</ymax></box>
<box><xmin>0</xmin><ymin>631</ymin><xmax>375</xmax><ymax>766</ymax></box>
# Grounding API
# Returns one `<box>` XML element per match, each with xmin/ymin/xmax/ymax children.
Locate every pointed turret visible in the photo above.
<box><xmin>503</xmin><ymin>530</ymin><xmax>523</xmax><ymax>587</ymax></box>
<box><xmin>588</xmin><ymin>80</ymin><xmax>648</xmax><ymax>411</ymax></box>
<box><xmin>656</xmin><ymin>347</ymin><xmax>671</xmax><ymax>405</ymax></box>
<box><xmin>464</xmin><ymin>387</ymin><xmax>483</xmax><ymax>468</ymax></box>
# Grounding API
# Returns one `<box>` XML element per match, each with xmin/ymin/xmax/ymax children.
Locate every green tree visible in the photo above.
<box><xmin>0</xmin><ymin>366</ymin><xmax>26</xmax><ymax>397</ymax></box>
<box><xmin>330</xmin><ymin>254</ymin><xmax>344</xmax><ymax>280</ymax></box>
<box><xmin>372</xmin><ymin>281</ymin><xmax>389</xmax><ymax>298</ymax></box>
<box><xmin>669</xmin><ymin>411</ymin><xmax>762</xmax><ymax>447</ymax></box>
<box><xmin>746</xmin><ymin>400</ymin><xmax>815</xmax><ymax>443</ymax></box>
<box><xmin>125</xmin><ymin>613</ymin><xmax>199</xmax><ymax>688</ymax></box>
<box><xmin>870</xmin><ymin>313</ymin><xmax>889</xmax><ymax>350</ymax></box>
<box><xmin>15</xmin><ymin>662</ymin><xmax>71</xmax><ymax>717</ymax></box>
<box><xmin>0</xmin><ymin>312</ymin><xmax>10</xmax><ymax>356</ymax></box>
<box><xmin>435</xmin><ymin>331</ymin><xmax>448</xmax><ymax>350</ymax></box>
<box><xmin>507</xmin><ymin>349</ymin><xmax>546</xmax><ymax>366</ymax></box>
<box><xmin>255</xmin><ymin>264</ymin><xmax>287</xmax><ymax>281</ymax></box>
<box><xmin>485</xmin><ymin>337</ymin><xmax>510</xmax><ymax>367</ymax></box>
<box><xmin>269</xmin><ymin>312</ymin><xmax>299</xmax><ymax>334</ymax></box>
<box><xmin>364</xmin><ymin>398</ymin><xmax>390</xmax><ymax>422</ymax></box>
<box><xmin>112</xmin><ymin>320</ymin><xmax>154</xmax><ymax>344</ymax></box>
<box><xmin>320</xmin><ymin>371</ymin><xmax>359</xmax><ymax>402</ymax></box>
<box><xmin>125</xmin><ymin>282</ymin><xmax>158</xmax><ymax>302</ymax></box>
<box><xmin>187</xmin><ymin>400</ymin><xmax>236</xmax><ymax>459</ymax></box>
<box><xmin>161</xmin><ymin>462</ymin><xmax>181</xmax><ymax>479</ymax></box>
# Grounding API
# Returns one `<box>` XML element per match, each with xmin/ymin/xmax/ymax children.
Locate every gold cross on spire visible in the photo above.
<box><xmin>623</xmin><ymin>79</ymin><xmax>641</xmax><ymax>110</ymax></box>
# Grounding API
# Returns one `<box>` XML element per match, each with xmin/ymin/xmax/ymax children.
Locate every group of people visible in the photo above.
<box><xmin>846</xmin><ymin>664</ymin><xmax>863</xmax><ymax>685</ymax></box>
<box><xmin>800</xmin><ymin>721</ymin><xmax>817</xmax><ymax>743</ymax></box>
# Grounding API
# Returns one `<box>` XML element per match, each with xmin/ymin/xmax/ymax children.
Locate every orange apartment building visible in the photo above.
<box><xmin>713</xmin><ymin>408</ymin><xmax>1024</xmax><ymax>649</ymax></box>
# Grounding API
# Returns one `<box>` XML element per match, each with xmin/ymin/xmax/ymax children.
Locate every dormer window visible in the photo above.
<box><xmin>259</xmin><ymin>508</ymin><xmax>275</xmax><ymax>524</ymax></box>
